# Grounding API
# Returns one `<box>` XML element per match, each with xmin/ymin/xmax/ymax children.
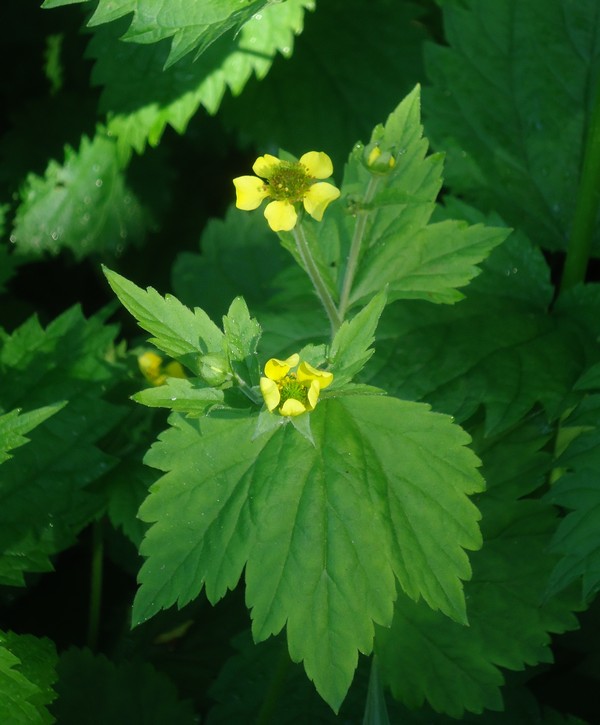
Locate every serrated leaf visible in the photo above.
<box><xmin>0</xmin><ymin>307</ymin><xmax>125</xmax><ymax>585</ymax></box>
<box><xmin>104</xmin><ymin>267</ymin><xmax>224</xmax><ymax>371</ymax></box>
<box><xmin>0</xmin><ymin>403</ymin><xmax>65</xmax><ymax>464</ymax></box>
<box><xmin>328</xmin><ymin>290</ymin><xmax>386</xmax><ymax>388</ymax></box>
<box><xmin>132</xmin><ymin>378</ymin><xmax>226</xmax><ymax>416</ymax></box>
<box><xmin>366</xmin><ymin>231</ymin><xmax>590</xmax><ymax>434</ymax></box>
<box><xmin>221</xmin><ymin>0</ymin><xmax>428</xmax><ymax>166</ymax></box>
<box><xmin>133</xmin><ymin>396</ymin><xmax>483</xmax><ymax>710</ymax></box>
<box><xmin>222</xmin><ymin>296</ymin><xmax>261</xmax><ymax>362</ymax></box>
<box><xmin>86</xmin><ymin>1</ymin><xmax>312</xmax><ymax>153</ymax></box>
<box><xmin>51</xmin><ymin>649</ymin><xmax>195</xmax><ymax>724</ymax></box>
<box><xmin>423</xmin><ymin>0</ymin><xmax>600</xmax><ymax>253</ymax></box>
<box><xmin>0</xmin><ymin>631</ymin><xmax>58</xmax><ymax>725</ymax></box>
<box><xmin>377</xmin><ymin>421</ymin><xmax>580</xmax><ymax>717</ymax></box>
<box><xmin>545</xmin><ymin>397</ymin><xmax>600</xmax><ymax>599</ymax></box>
<box><xmin>11</xmin><ymin>130</ymin><xmax>148</xmax><ymax>259</ymax></box>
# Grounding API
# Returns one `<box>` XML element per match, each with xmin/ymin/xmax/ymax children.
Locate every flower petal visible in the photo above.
<box><xmin>233</xmin><ymin>176</ymin><xmax>269</xmax><ymax>210</ymax></box>
<box><xmin>299</xmin><ymin>151</ymin><xmax>333</xmax><ymax>179</ymax></box>
<box><xmin>297</xmin><ymin>361</ymin><xmax>334</xmax><ymax>389</ymax></box>
<box><xmin>302</xmin><ymin>182</ymin><xmax>340</xmax><ymax>221</ymax></box>
<box><xmin>264</xmin><ymin>200</ymin><xmax>298</xmax><ymax>232</ymax></box>
<box><xmin>260</xmin><ymin>377</ymin><xmax>281</xmax><ymax>411</ymax></box>
<box><xmin>253</xmin><ymin>154</ymin><xmax>282</xmax><ymax>178</ymax></box>
<box><xmin>163</xmin><ymin>361</ymin><xmax>187</xmax><ymax>379</ymax></box>
<box><xmin>306</xmin><ymin>379</ymin><xmax>320</xmax><ymax>410</ymax></box>
<box><xmin>280</xmin><ymin>398</ymin><xmax>307</xmax><ymax>416</ymax></box>
<box><xmin>264</xmin><ymin>356</ymin><xmax>296</xmax><ymax>381</ymax></box>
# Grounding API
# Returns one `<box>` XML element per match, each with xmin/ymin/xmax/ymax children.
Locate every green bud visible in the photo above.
<box><xmin>363</xmin><ymin>142</ymin><xmax>396</xmax><ymax>174</ymax></box>
<box><xmin>198</xmin><ymin>353</ymin><xmax>231</xmax><ymax>386</ymax></box>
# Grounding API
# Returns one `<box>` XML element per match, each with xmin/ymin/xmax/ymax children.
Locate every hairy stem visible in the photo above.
<box><xmin>338</xmin><ymin>176</ymin><xmax>381</xmax><ymax>320</ymax></box>
<box><xmin>87</xmin><ymin>519</ymin><xmax>104</xmax><ymax>651</ymax></box>
<box><xmin>561</xmin><ymin>80</ymin><xmax>600</xmax><ymax>292</ymax></box>
<box><xmin>292</xmin><ymin>223</ymin><xmax>342</xmax><ymax>335</ymax></box>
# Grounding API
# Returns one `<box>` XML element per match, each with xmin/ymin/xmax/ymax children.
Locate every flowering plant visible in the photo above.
<box><xmin>2</xmin><ymin>2</ymin><xmax>599</xmax><ymax>723</ymax></box>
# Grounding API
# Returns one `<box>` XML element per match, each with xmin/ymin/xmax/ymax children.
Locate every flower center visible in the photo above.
<box><xmin>266</xmin><ymin>162</ymin><xmax>312</xmax><ymax>203</ymax></box>
<box><xmin>278</xmin><ymin>374</ymin><xmax>309</xmax><ymax>407</ymax></box>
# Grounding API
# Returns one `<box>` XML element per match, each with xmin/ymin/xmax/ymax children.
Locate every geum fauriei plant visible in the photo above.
<box><xmin>102</xmin><ymin>86</ymin><xmax>513</xmax><ymax>713</ymax></box>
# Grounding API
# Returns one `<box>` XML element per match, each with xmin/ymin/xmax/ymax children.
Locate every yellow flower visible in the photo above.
<box><xmin>138</xmin><ymin>351</ymin><xmax>187</xmax><ymax>387</ymax></box>
<box><xmin>259</xmin><ymin>353</ymin><xmax>333</xmax><ymax>416</ymax></box>
<box><xmin>233</xmin><ymin>151</ymin><xmax>341</xmax><ymax>232</ymax></box>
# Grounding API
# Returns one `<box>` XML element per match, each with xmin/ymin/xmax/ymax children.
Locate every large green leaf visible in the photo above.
<box><xmin>0</xmin><ymin>631</ymin><xmax>57</xmax><ymax>725</ymax></box>
<box><xmin>423</xmin><ymin>0</ymin><xmax>600</xmax><ymax>253</ymax></box>
<box><xmin>51</xmin><ymin>649</ymin><xmax>195</xmax><ymax>724</ymax></box>
<box><xmin>133</xmin><ymin>395</ymin><xmax>483</xmax><ymax>710</ymax></box>
<box><xmin>377</xmin><ymin>420</ymin><xmax>580</xmax><ymax>717</ymax></box>
<box><xmin>42</xmin><ymin>0</ymin><xmax>277</xmax><ymax>68</ymax></box>
<box><xmin>85</xmin><ymin>1</ymin><xmax>311</xmax><ymax>154</ymax></box>
<box><xmin>11</xmin><ymin>130</ymin><xmax>148</xmax><ymax>259</ymax></box>
<box><xmin>0</xmin><ymin>307</ymin><xmax>125</xmax><ymax>585</ymax></box>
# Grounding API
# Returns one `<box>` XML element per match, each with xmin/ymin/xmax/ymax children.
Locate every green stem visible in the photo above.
<box><xmin>338</xmin><ymin>176</ymin><xmax>381</xmax><ymax>320</ymax></box>
<box><xmin>256</xmin><ymin>642</ymin><xmax>291</xmax><ymax>725</ymax></box>
<box><xmin>87</xmin><ymin>519</ymin><xmax>104</xmax><ymax>651</ymax></box>
<box><xmin>292</xmin><ymin>223</ymin><xmax>342</xmax><ymax>335</ymax></box>
<box><xmin>560</xmin><ymin>80</ymin><xmax>600</xmax><ymax>292</ymax></box>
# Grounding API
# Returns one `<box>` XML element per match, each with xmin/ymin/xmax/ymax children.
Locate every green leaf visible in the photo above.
<box><xmin>86</xmin><ymin>1</ymin><xmax>312</xmax><ymax>153</ymax></box>
<box><xmin>545</xmin><ymin>396</ymin><xmax>600</xmax><ymax>599</ymax></box>
<box><xmin>0</xmin><ymin>631</ymin><xmax>58</xmax><ymax>725</ymax></box>
<box><xmin>134</xmin><ymin>396</ymin><xmax>483</xmax><ymax>710</ymax></box>
<box><xmin>366</xmin><ymin>230</ymin><xmax>590</xmax><ymax>434</ymax></box>
<box><xmin>11</xmin><ymin>130</ymin><xmax>148</xmax><ymax>259</ymax></box>
<box><xmin>423</xmin><ymin>0</ymin><xmax>600</xmax><ymax>253</ymax></box>
<box><xmin>51</xmin><ymin>649</ymin><xmax>195</xmax><ymax>724</ymax></box>
<box><xmin>328</xmin><ymin>289</ymin><xmax>386</xmax><ymax>388</ymax></box>
<box><xmin>0</xmin><ymin>307</ymin><xmax>125</xmax><ymax>585</ymax></box>
<box><xmin>222</xmin><ymin>296</ymin><xmax>261</xmax><ymax>363</ymax></box>
<box><xmin>0</xmin><ymin>403</ymin><xmax>65</xmax><ymax>464</ymax></box>
<box><xmin>377</xmin><ymin>420</ymin><xmax>580</xmax><ymax>717</ymax></box>
<box><xmin>221</xmin><ymin>0</ymin><xmax>429</xmax><ymax>167</ymax></box>
<box><xmin>132</xmin><ymin>378</ymin><xmax>226</xmax><ymax>416</ymax></box>
<box><xmin>43</xmin><ymin>0</ymin><xmax>277</xmax><ymax>68</ymax></box>
<box><xmin>104</xmin><ymin>267</ymin><xmax>224</xmax><ymax>372</ymax></box>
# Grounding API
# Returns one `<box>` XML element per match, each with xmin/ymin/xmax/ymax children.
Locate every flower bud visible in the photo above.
<box><xmin>363</xmin><ymin>142</ymin><xmax>396</xmax><ymax>174</ymax></box>
<box><xmin>198</xmin><ymin>353</ymin><xmax>231</xmax><ymax>386</ymax></box>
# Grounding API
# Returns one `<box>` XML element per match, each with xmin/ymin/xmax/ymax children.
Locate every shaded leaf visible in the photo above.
<box><xmin>0</xmin><ymin>403</ymin><xmax>65</xmax><ymax>464</ymax></box>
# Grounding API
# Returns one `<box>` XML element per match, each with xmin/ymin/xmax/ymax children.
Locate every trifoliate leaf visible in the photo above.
<box><xmin>11</xmin><ymin>130</ymin><xmax>148</xmax><ymax>259</ymax></box>
<box><xmin>51</xmin><ymin>649</ymin><xmax>195</xmax><ymax>724</ymax></box>
<box><xmin>545</xmin><ymin>396</ymin><xmax>600</xmax><ymax>599</ymax></box>
<box><xmin>328</xmin><ymin>290</ymin><xmax>387</xmax><ymax>388</ymax></box>
<box><xmin>0</xmin><ymin>403</ymin><xmax>65</xmax><ymax>464</ymax></box>
<box><xmin>0</xmin><ymin>307</ymin><xmax>125</xmax><ymax>585</ymax></box>
<box><xmin>0</xmin><ymin>631</ymin><xmax>57</xmax><ymax>725</ymax></box>
<box><xmin>377</xmin><ymin>420</ymin><xmax>580</xmax><ymax>717</ymax></box>
<box><xmin>423</xmin><ymin>0</ymin><xmax>600</xmax><ymax>253</ymax></box>
<box><xmin>104</xmin><ymin>267</ymin><xmax>224</xmax><ymax>373</ymax></box>
<box><xmin>221</xmin><ymin>0</ymin><xmax>428</xmax><ymax>167</ymax></box>
<box><xmin>133</xmin><ymin>396</ymin><xmax>483</xmax><ymax>711</ymax></box>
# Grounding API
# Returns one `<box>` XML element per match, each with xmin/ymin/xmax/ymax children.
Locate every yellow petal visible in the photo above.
<box><xmin>264</xmin><ymin>355</ymin><xmax>297</xmax><ymax>381</ymax></box>
<box><xmin>253</xmin><ymin>154</ymin><xmax>282</xmax><ymax>178</ymax></box>
<box><xmin>260</xmin><ymin>377</ymin><xmax>281</xmax><ymax>411</ymax></box>
<box><xmin>138</xmin><ymin>351</ymin><xmax>163</xmax><ymax>382</ymax></box>
<box><xmin>163</xmin><ymin>361</ymin><xmax>187</xmax><ymax>379</ymax></box>
<box><xmin>297</xmin><ymin>361</ymin><xmax>334</xmax><ymax>389</ymax></box>
<box><xmin>233</xmin><ymin>176</ymin><xmax>269</xmax><ymax>210</ymax></box>
<box><xmin>299</xmin><ymin>151</ymin><xmax>333</xmax><ymax>179</ymax></box>
<box><xmin>306</xmin><ymin>379</ymin><xmax>320</xmax><ymax>410</ymax></box>
<box><xmin>264</xmin><ymin>200</ymin><xmax>298</xmax><ymax>231</ymax></box>
<box><xmin>280</xmin><ymin>398</ymin><xmax>307</xmax><ymax>416</ymax></box>
<box><xmin>302</xmin><ymin>182</ymin><xmax>340</xmax><ymax>221</ymax></box>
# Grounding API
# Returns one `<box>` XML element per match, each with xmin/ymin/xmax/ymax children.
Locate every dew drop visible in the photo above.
<box><xmin>95</xmin><ymin>178</ymin><xmax>103</xmax><ymax>187</ymax></box>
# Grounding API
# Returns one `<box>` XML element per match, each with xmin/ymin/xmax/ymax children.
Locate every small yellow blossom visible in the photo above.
<box><xmin>233</xmin><ymin>151</ymin><xmax>340</xmax><ymax>232</ymax></box>
<box><xmin>138</xmin><ymin>351</ymin><xmax>186</xmax><ymax>387</ymax></box>
<box><xmin>363</xmin><ymin>142</ymin><xmax>396</xmax><ymax>174</ymax></box>
<box><xmin>259</xmin><ymin>353</ymin><xmax>333</xmax><ymax>416</ymax></box>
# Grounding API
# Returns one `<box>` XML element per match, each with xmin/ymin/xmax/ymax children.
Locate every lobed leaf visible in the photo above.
<box><xmin>0</xmin><ymin>403</ymin><xmax>65</xmax><ymax>465</ymax></box>
<box><xmin>133</xmin><ymin>395</ymin><xmax>483</xmax><ymax>710</ymax></box>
